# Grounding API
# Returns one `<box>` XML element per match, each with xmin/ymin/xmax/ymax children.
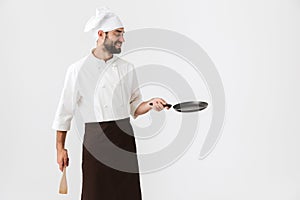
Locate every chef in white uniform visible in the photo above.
<box><xmin>52</xmin><ymin>7</ymin><xmax>168</xmax><ymax>200</ymax></box>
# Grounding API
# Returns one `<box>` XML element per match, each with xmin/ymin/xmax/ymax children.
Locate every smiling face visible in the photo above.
<box><xmin>103</xmin><ymin>28</ymin><xmax>125</xmax><ymax>54</ymax></box>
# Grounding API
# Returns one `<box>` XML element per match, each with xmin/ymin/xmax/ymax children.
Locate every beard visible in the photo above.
<box><xmin>103</xmin><ymin>36</ymin><xmax>122</xmax><ymax>54</ymax></box>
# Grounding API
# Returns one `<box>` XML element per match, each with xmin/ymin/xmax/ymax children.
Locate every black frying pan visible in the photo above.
<box><xmin>149</xmin><ymin>101</ymin><xmax>208</xmax><ymax>112</ymax></box>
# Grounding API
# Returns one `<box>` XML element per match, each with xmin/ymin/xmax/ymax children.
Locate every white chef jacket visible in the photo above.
<box><xmin>52</xmin><ymin>49</ymin><xmax>143</xmax><ymax>131</ymax></box>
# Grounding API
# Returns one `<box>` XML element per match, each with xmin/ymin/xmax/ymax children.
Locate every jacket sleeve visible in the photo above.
<box><xmin>52</xmin><ymin>65</ymin><xmax>80</xmax><ymax>131</ymax></box>
<box><xmin>129</xmin><ymin>65</ymin><xmax>143</xmax><ymax>119</ymax></box>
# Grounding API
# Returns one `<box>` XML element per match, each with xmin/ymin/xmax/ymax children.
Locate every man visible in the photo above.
<box><xmin>52</xmin><ymin>7</ymin><xmax>168</xmax><ymax>200</ymax></box>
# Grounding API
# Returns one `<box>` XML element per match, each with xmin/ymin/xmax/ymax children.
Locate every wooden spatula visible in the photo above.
<box><xmin>59</xmin><ymin>167</ymin><xmax>68</xmax><ymax>194</ymax></box>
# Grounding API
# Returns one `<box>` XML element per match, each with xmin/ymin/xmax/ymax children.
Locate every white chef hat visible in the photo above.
<box><xmin>84</xmin><ymin>7</ymin><xmax>123</xmax><ymax>40</ymax></box>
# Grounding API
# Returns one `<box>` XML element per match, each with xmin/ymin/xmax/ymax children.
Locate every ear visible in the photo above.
<box><xmin>97</xmin><ymin>30</ymin><xmax>106</xmax><ymax>42</ymax></box>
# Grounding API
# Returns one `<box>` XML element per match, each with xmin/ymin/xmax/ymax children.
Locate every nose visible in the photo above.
<box><xmin>119</xmin><ymin>35</ymin><xmax>125</xmax><ymax>42</ymax></box>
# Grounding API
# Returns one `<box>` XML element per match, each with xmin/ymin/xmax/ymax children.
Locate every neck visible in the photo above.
<box><xmin>92</xmin><ymin>46</ymin><xmax>113</xmax><ymax>62</ymax></box>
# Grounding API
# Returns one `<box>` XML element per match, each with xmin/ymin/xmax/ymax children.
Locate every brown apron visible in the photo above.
<box><xmin>81</xmin><ymin>117</ymin><xmax>142</xmax><ymax>200</ymax></box>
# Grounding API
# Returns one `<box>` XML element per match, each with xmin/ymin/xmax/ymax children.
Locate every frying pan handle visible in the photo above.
<box><xmin>164</xmin><ymin>103</ymin><xmax>172</xmax><ymax>108</ymax></box>
<box><xmin>149</xmin><ymin>102</ymin><xmax>172</xmax><ymax>108</ymax></box>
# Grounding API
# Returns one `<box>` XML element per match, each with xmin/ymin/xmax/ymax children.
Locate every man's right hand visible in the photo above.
<box><xmin>57</xmin><ymin>148</ymin><xmax>69</xmax><ymax>172</ymax></box>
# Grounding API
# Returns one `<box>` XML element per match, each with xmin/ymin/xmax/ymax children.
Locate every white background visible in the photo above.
<box><xmin>0</xmin><ymin>0</ymin><xmax>300</xmax><ymax>199</ymax></box>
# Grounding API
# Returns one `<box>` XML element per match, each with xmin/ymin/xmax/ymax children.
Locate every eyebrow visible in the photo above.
<box><xmin>115</xmin><ymin>29</ymin><xmax>125</xmax><ymax>33</ymax></box>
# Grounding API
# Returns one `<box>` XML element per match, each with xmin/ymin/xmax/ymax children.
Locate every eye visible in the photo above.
<box><xmin>114</xmin><ymin>31</ymin><xmax>124</xmax><ymax>38</ymax></box>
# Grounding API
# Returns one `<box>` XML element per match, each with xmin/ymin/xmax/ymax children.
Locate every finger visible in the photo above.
<box><xmin>159</xmin><ymin>102</ymin><xmax>166</xmax><ymax>109</ymax></box>
<box><xmin>59</xmin><ymin>163</ymin><xmax>63</xmax><ymax>172</ymax></box>
<box><xmin>160</xmin><ymin>98</ymin><xmax>167</xmax><ymax>105</ymax></box>
<box><xmin>159</xmin><ymin>105</ymin><xmax>164</xmax><ymax>110</ymax></box>
<box><xmin>64</xmin><ymin>150</ymin><xmax>69</xmax><ymax>165</ymax></box>
<box><xmin>154</xmin><ymin>105</ymin><xmax>161</xmax><ymax>111</ymax></box>
<box><xmin>157</xmin><ymin>97</ymin><xmax>166</xmax><ymax>103</ymax></box>
<box><xmin>156</xmin><ymin>104</ymin><xmax>163</xmax><ymax>110</ymax></box>
<box><xmin>160</xmin><ymin>101</ymin><xmax>168</xmax><ymax>107</ymax></box>
<box><xmin>64</xmin><ymin>157</ymin><xmax>69</xmax><ymax>167</ymax></box>
<box><xmin>58</xmin><ymin>159</ymin><xmax>63</xmax><ymax>170</ymax></box>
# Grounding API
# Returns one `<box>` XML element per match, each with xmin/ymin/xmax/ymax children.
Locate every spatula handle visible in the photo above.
<box><xmin>59</xmin><ymin>167</ymin><xmax>68</xmax><ymax>194</ymax></box>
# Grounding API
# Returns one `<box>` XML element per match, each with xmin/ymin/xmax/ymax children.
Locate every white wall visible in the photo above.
<box><xmin>0</xmin><ymin>0</ymin><xmax>299</xmax><ymax>199</ymax></box>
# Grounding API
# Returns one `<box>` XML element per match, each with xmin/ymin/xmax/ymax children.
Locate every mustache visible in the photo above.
<box><xmin>115</xmin><ymin>42</ymin><xmax>122</xmax><ymax>45</ymax></box>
